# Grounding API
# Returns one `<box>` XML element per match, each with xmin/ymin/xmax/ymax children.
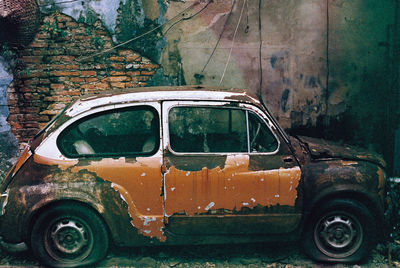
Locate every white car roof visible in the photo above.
<box><xmin>65</xmin><ymin>86</ymin><xmax>261</xmax><ymax>117</ymax></box>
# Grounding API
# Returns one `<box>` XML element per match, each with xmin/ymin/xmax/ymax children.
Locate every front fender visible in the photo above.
<box><xmin>301</xmin><ymin>159</ymin><xmax>386</xmax><ymax>238</ymax></box>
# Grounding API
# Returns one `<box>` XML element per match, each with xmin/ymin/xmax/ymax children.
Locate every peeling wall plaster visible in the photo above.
<box><xmin>0</xmin><ymin>58</ymin><xmax>19</xmax><ymax>159</ymax></box>
<box><xmin>39</xmin><ymin>0</ymin><xmax>127</xmax><ymax>38</ymax></box>
<box><xmin>0</xmin><ymin>58</ymin><xmax>12</xmax><ymax>133</ymax></box>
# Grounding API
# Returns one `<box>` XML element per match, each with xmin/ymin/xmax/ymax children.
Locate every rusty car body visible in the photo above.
<box><xmin>0</xmin><ymin>86</ymin><xmax>387</xmax><ymax>267</ymax></box>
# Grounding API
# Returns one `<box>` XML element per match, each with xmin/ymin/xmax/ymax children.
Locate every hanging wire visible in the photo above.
<box><xmin>77</xmin><ymin>1</ymin><xmax>208</xmax><ymax>62</ymax></box>
<box><xmin>258</xmin><ymin>0</ymin><xmax>264</xmax><ymax>103</ymax></box>
<box><xmin>219</xmin><ymin>0</ymin><xmax>246</xmax><ymax>86</ymax></box>
<box><xmin>37</xmin><ymin>0</ymin><xmax>83</xmax><ymax>7</ymax></box>
<box><xmin>245</xmin><ymin>0</ymin><xmax>249</xmax><ymax>33</ymax></box>
<box><xmin>325</xmin><ymin>0</ymin><xmax>330</xmax><ymax>119</ymax></box>
<box><xmin>200</xmin><ymin>0</ymin><xmax>236</xmax><ymax>74</ymax></box>
<box><xmin>163</xmin><ymin>0</ymin><xmax>213</xmax><ymax>36</ymax></box>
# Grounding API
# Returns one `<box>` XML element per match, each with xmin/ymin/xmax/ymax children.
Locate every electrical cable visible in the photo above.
<box><xmin>76</xmin><ymin>1</ymin><xmax>202</xmax><ymax>62</ymax></box>
<box><xmin>38</xmin><ymin>0</ymin><xmax>83</xmax><ymax>7</ymax></box>
<box><xmin>258</xmin><ymin>0</ymin><xmax>264</xmax><ymax>104</ymax></box>
<box><xmin>245</xmin><ymin>0</ymin><xmax>249</xmax><ymax>33</ymax></box>
<box><xmin>219</xmin><ymin>0</ymin><xmax>246</xmax><ymax>86</ymax></box>
<box><xmin>200</xmin><ymin>0</ymin><xmax>236</xmax><ymax>74</ymax></box>
<box><xmin>163</xmin><ymin>0</ymin><xmax>213</xmax><ymax>36</ymax></box>
<box><xmin>325</xmin><ymin>0</ymin><xmax>330</xmax><ymax>120</ymax></box>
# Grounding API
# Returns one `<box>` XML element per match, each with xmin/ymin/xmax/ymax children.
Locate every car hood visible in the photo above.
<box><xmin>297</xmin><ymin>136</ymin><xmax>386</xmax><ymax>168</ymax></box>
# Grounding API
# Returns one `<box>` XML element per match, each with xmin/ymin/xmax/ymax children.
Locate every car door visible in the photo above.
<box><xmin>162</xmin><ymin>101</ymin><xmax>302</xmax><ymax>235</ymax></box>
<box><xmin>56</xmin><ymin>103</ymin><xmax>166</xmax><ymax>240</ymax></box>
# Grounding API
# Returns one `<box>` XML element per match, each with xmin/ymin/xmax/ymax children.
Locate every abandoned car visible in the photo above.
<box><xmin>0</xmin><ymin>86</ymin><xmax>387</xmax><ymax>267</ymax></box>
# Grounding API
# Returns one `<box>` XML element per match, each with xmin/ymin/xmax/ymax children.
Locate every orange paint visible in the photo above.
<box><xmin>34</xmin><ymin>153</ymin><xmax>301</xmax><ymax>242</ymax></box>
<box><xmin>165</xmin><ymin>155</ymin><xmax>301</xmax><ymax>216</ymax></box>
<box><xmin>70</xmin><ymin>157</ymin><xmax>165</xmax><ymax>241</ymax></box>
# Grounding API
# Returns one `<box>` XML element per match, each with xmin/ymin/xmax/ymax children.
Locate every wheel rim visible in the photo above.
<box><xmin>314</xmin><ymin>211</ymin><xmax>363</xmax><ymax>258</ymax></box>
<box><xmin>44</xmin><ymin>216</ymin><xmax>94</xmax><ymax>263</ymax></box>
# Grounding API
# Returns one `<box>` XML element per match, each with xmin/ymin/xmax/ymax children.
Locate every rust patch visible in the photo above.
<box><xmin>12</xmin><ymin>149</ymin><xmax>32</xmax><ymax>176</ymax></box>
<box><xmin>70</xmin><ymin>157</ymin><xmax>165</xmax><ymax>241</ymax></box>
<box><xmin>164</xmin><ymin>153</ymin><xmax>227</xmax><ymax>171</ymax></box>
<box><xmin>377</xmin><ymin>168</ymin><xmax>385</xmax><ymax>190</ymax></box>
<box><xmin>298</xmin><ymin>136</ymin><xmax>386</xmax><ymax>168</ymax></box>
<box><xmin>164</xmin><ymin>155</ymin><xmax>301</xmax><ymax>216</ymax></box>
<box><xmin>33</xmin><ymin>154</ymin><xmax>78</xmax><ymax>170</ymax></box>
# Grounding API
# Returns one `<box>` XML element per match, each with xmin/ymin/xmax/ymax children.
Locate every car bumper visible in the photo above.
<box><xmin>0</xmin><ymin>237</ymin><xmax>27</xmax><ymax>253</ymax></box>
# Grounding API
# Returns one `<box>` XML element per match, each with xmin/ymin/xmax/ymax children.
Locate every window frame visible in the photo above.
<box><xmin>165</xmin><ymin>102</ymin><xmax>280</xmax><ymax>156</ymax></box>
<box><xmin>56</xmin><ymin>104</ymin><xmax>161</xmax><ymax>159</ymax></box>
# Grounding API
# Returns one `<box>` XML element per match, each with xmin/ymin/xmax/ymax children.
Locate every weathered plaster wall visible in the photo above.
<box><xmin>1</xmin><ymin>0</ymin><xmax>398</xmax><ymax>172</ymax></box>
<box><xmin>161</xmin><ymin>1</ymin><xmax>328</xmax><ymax>130</ymax></box>
<box><xmin>161</xmin><ymin>0</ymin><xmax>397</xmax><ymax>170</ymax></box>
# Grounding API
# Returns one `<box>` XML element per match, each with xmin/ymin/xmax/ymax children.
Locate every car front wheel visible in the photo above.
<box><xmin>30</xmin><ymin>204</ymin><xmax>108</xmax><ymax>268</ymax></box>
<box><xmin>302</xmin><ymin>199</ymin><xmax>376</xmax><ymax>263</ymax></box>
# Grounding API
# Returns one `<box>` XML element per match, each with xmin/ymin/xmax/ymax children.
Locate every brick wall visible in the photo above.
<box><xmin>7</xmin><ymin>13</ymin><xmax>159</xmax><ymax>143</ymax></box>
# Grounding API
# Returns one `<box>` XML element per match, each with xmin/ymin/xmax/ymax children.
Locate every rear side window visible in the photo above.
<box><xmin>58</xmin><ymin>106</ymin><xmax>159</xmax><ymax>158</ymax></box>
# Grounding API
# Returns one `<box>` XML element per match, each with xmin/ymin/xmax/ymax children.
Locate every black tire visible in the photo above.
<box><xmin>302</xmin><ymin>199</ymin><xmax>376</xmax><ymax>263</ymax></box>
<box><xmin>30</xmin><ymin>203</ymin><xmax>109</xmax><ymax>268</ymax></box>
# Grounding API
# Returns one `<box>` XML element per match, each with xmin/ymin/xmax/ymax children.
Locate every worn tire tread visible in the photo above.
<box><xmin>30</xmin><ymin>203</ymin><xmax>108</xmax><ymax>268</ymax></box>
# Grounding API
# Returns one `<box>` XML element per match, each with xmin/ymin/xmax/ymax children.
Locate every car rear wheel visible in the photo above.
<box><xmin>31</xmin><ymin>204</ymin><xmax>108</xmax><ymax>267</ymax></box>
<box><xmin>302</xmin><ymin>199</ymin><xmax>376</xmax><ymax>263</ymax></box>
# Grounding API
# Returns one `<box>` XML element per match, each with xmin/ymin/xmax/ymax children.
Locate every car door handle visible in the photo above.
<box><xmin>283</xmin><ymin>157</ymin><xmax>293</xmax><ymax>163</ymax></box>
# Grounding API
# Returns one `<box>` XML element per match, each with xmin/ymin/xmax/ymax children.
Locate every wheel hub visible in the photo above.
<box><xmin>51</xmin><ymin>220</ymin><xmax>88</xmax><ymax>254</ymax></box>
<box><xmin>314</xmin><ymin>211</ymin><xmax>363</xmax><ymax>258</ymax></box>
<box><xmin>334</xmin><ymin>228</ymin><xmax>344</xmax><ymax>239</ymax></box>
<box><xmin>320</xmin><ymin>215</ymin><xmax>355</xmax><ymax>249</ymax></box>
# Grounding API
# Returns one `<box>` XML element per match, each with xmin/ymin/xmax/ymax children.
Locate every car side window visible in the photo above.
<box><xmin>169</xmin><ymin>107</ymin><xmax>247</xmax><ymax>153</ymax></box>
<box><xmin>248</xmin><ymin>112</ymin><xmax>278</xmax><ymax>153</ymax></box>
<box><xmin>168</xmin><ymin>106</ymin><xmax>278</xmax><ymax>154</ymax></box>
<box><xmin>57</xmin><ymin>106</ymin><xmax>159</xmax><ymax>157</ymax></box>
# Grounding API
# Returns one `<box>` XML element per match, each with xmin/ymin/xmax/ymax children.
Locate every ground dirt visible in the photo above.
<box><xmin>0</xmin><ymin>242</ymin><xmax>392</xmax><ymax>267</ymax></box>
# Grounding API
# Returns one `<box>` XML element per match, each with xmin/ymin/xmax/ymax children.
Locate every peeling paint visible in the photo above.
<box><xmin>71</xmin><ymin>157</ymin><xmax>166</xmax><ymax>241</ymax></box>
<box><xmin>205</xmin><ymin>202</ymin><xmax>215</xmax><ymax>211</ymax></box>
<box><xmin>164</xmin><ymin>155</ymin><xmax>301</xmax><ymax>217</ymax></box>
<box><xmin>33</xmin><ymin>154</ymin><xmax>78</xmax><ymax>171</ymax></box>
<box><xmin>39</xmin><ymin>0</ymin><xmax>127</xmax><ymax>34</ymax></box>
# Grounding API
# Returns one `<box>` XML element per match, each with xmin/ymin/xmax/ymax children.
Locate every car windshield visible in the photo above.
<box><xmin>260</xmin><ymin>102</ymin><xmax>290</xmax><ymax>144</ymax></box>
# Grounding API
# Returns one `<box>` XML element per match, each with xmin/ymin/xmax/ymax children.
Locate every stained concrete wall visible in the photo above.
<box><xmin>1</xmin><ymin>0</ymin><xmax>398</xmax><ymax>173</ymax></box>
<box><xmin>161</xmin><ymin>1</ymin><xmax>328</xmax><ymax>130</ymax></box>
